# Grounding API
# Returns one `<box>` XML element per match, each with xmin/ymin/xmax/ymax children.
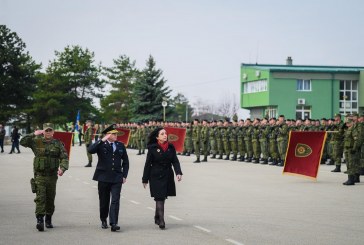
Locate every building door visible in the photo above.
<box><xmin>296</xmin><ymin>106</ymin><xmax>311</xmax><ymax>119</ymax></box>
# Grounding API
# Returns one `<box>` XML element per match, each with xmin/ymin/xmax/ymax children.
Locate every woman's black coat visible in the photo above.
<box><xmin>142</xmin><ymin>143</ymin><xmax>182</xmax><ymax>199</ymax></box>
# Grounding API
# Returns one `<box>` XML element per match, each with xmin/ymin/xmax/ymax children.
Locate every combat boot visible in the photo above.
<box><xmin>186</xmin><ymin>152</ymin><xmax>190</xmax><ymax>156</ymax></box>
<box><xmin>230</xmin><ymin>155</ymin><xmax>237</xmax><ymax>161</ymax></box>
<box><xmin>193</xmin><ymin>157</ymin><xmax>200</xmax><ymax>163</ymax></box>
<box><xmin>277</xmin><ymin>160</ymin><xmax>284</xmax><ymax>167</ymax></box>
<box><xmin>261</xmin><ymin>158</ymin><xmax>268</xmax><ymax>164</ymax></box>
<box><xmin>331</xmin><ymin>165</ymin><xmax>341</xmax><ymax>172</ymax></box>
<box><xmin>343</xmin><ymin>175</ymin><xmax>355</xmax><ymax>185</ymax></box>
<box><xmin>218</xmin><ymin>155</ymin><xmax>223</xmax><ymax>159</ymax></box>
<box><xmin>354</xmin><ymin>174</ymin><xmax>360</xmax><ymax>183</ymax></box>
<box><xmin>360</xmin><ymin>167</ymin><xmax>364</xmax><ymax>176</ymax></box>
<box><xmin>201</xmin><ymin>156</ymin><xmax>208</xmax><ymax>162</ymax></box>
<box><xmin>269</xmin><ymin>159</ymin><xmax>277</xmax><ymax>165</ymax></box>
<box><xmin>211</xmin><ymin>154</ymin><xmax>216</xmax><ymax>159</ymax></box>
<box><xmin>238</xmin><ymin>156</ymin><xmax>245</xmax><ymax>162</ymax></box>
<box><xmin>36</xmin><ymin>215</ymin><xmax>44</xmax><ymax>231</ymax></box>
<box><xmin>84</xmin><ymin>161</ymin><xmax>92</xmax><ymax>167</ymax></box>
<box><xmin>45</xmin><ymin>215</ymin><xmax>53</xmax><ymax>228</ymax></box>
<box><xmin>224</xmin><ymin>155</ymin><xmax>230</xmax><ymax>160</ymax></box>
<box><xmin>253</xmin><ymin>158</ymin><xmax>259</xmax><ymax>164</ymax></box>
<box><xmin>142</xmin><ymin>150</ymin><xmax>145</xmax><ymax>154</ymax></box>
<box><xmin>137</xmin><ymin>150</ymin><xmax>141</xmax><ymax>155</ymax></box>
<box><xmin>245</xmin><ymin>157</ymin><xmax>252</xmax><ymax>162</ymax></box>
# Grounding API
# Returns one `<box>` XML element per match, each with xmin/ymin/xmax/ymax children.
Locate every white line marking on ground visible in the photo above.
<box><xmin>225</xmin><ymin>238</ymin><xmax>244</xmax><ymax>245</ymax></box>
<box><xmin>147</xmin><ymin>207</ymin><xmax>155</xmax><ymax>211</ymax></box>
<box><xmin>194</xmin><ymin>225</ymin><xmax>211</xmax><ymax>233</ymax></box>
<box><xmin>83</xmin><ymin>181</ymin><xmax>90</xmax><ymax>185</ymax></box>
<box><xmin>168</xmin><ymin>215</ymin><xmax>182</xmax><ymax>221</ymax></box>
<box><xmin>129</xmin><ymin>200</ymin><xmax>140</xmax><ymax>205</ymax></box>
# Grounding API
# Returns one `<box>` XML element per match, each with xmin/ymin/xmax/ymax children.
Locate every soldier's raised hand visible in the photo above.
<box><xmin>34</xmin><ymin>130</ymin><xmax>44</xmax><ymax>136</ymax></box>
<box><xmin>101</xmin><ymin>134</ymin><xmax>111</xmax><ymax>142</ymax></box>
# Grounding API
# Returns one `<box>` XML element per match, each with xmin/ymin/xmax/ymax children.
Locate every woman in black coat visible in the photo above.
<box><xmin>142</xmin><ymin>127</ymin><xmax>183</xmax><ymax>229</ymax></box>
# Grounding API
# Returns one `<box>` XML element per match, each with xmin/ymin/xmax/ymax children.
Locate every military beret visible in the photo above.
<box><xmin>334</xmin><ymin>113</ymin><xmax>341</xmax><ymax>118</ymax></box>
<box><xmin>352</xmin><ymin>112</ymin><xmax>359</xmax><ymax>117</ymax></box>
<box><xmin>43</xmin><ymin>123</ymin><xmax>54</xmax><ymax>130</ymax></box>
<box><xmin>102</xmin><ymin>124</ymin><xmax>118</xmax><ymax>134</ymax></box>
<box><xmin>346</xmin><ymin>118</ymin><xmax>353</xmax><ymax>123</ymax></box>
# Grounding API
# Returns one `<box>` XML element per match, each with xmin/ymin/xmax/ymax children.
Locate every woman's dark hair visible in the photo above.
<box><xmin>147</xmin><ymin>127</ymin><xmax>164</xmax><ymax>146</ymax></box>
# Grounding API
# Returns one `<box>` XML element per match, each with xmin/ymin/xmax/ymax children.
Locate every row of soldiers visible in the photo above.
<box><xmin>86</xmin><ymin>112</ymin><xmax>364</xmax><ymax>186</ymax></box>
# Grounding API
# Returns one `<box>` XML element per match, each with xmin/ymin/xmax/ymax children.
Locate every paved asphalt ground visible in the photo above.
<box><xmin>0</xmin><ymin>144</ymin><xmax>363</xmax><ymax>245</ymax></box>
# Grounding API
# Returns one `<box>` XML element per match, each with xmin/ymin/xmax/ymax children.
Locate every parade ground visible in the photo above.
<box><xmin>0</xmin><ymin>145</ymin><xmax>363</xmax><ymax>245</ymax></box>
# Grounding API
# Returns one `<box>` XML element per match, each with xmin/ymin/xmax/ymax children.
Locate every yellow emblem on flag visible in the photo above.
<box><xmin>118</xmin><ymin>131</ymin><xmax>125</xmax><ymax>136</ymax></box>
<box><xmin>168</xmin><ymin>134</ymin><xmax>179</xmax><ymax>142</ymax></box>
<box><xmin>295</xmin><ymin>143</ymin><xmax>312</xmax><ymax>157</ymax></box>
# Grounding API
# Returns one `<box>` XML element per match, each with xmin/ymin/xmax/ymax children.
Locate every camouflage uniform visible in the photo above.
<box><xmin>343</xmin><ymin>121</ymin><xmax>363</xmax><ymax>185</ymax></box>
<box><xmin>244</xmin><ymin>125</ymin><xmax>253</xmax><ymax>162</ymax></box>
<box><xmin>209</xmin><ymin>126</ymin><xmax>217</xmax><ymax>158</ymax></box>
<box><xmin>84</xmin><ymin>126</ymin><xmax>93</xmax><ymax>165</ymax></box>
<box><xmin>259</xmin><ymin>125</ymin><xmax>270</xmax><ymax>164</ymax></box>
<box><xmin>237</xmin><ymin>126</ymin><xmax>246</xmax><ymax>161</ymax></box>
<box><xmin>221</xmin><ymin>126</ymin><xmax>231</xmax><ymax>160</ymax></box>
<box><xmin>183</xmin><ymin>125</ymin><xmax>192</xmax><ymax>156</ymax></box>
<box><xmin>217</xmin><ymin>126</ymin><xmax>224</xmax><ymax>159</ymax></box>
<box><xmin>200</xmin><ymin>125</ymin><xmax>209</xmax><ymax>161</ymax></box>
<box><xmin>192</xmin><ymin>124</ymin><xmax>201</xmax><ymax>162</ymax></box>
<box><xmin>277</xmin><ymin>123</ymin><xmax>289</xmax><ymax>166</ymax></box>
<box><xmin>20</xmin><ymin>128</ymin><xmax>69</xmax><ymax>231</ymax></box>
<box><xmin>251</xmin><ymin>126</ymin><xmax>261</xmax><ymax>163</ymax></box>
<box><xmin>268</xmin><ymin>126</ymin><xmax>279</xmax><ymax>165</ymax></box>
<box><xmin>229</xmin><ymin>125</ymin><xmax>238</xmax><ymax>161</ymax></box>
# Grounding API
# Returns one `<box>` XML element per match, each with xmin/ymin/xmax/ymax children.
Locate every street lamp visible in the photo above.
<box><xmin>162</xmin><ymin>101</ymin><xmax>168</xmax><ymax>122</ymax></box>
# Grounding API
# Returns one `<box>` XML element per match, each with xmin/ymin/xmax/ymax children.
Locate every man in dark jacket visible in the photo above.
<box><xmin>88</xmin><ymin>124</ymin><xmax>129</xmax><ymax>232</ymax></box>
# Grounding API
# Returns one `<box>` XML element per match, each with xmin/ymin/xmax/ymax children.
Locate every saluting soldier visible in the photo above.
<box><xmin>331</xmin><ymin>114</ymin><xmax>345</xmax><ymax>172</ymax></box>
<box><xmin>222</xmin><ymin>119</ymin><xmax>231</xmax><ymax>160</ymax></box>
<box><xmin>216</xmin><ymin>120</ymin><xmax>224</xmax><ymax>159</ymax></box>
<box><xmin>209</xmin><ymin>121</ymin><xmax>218</xmax><ymax>159</ymax></box>
<box><xmin>251</xmin><ymin>118</ymin><xmax>261</xmax><ymax>163</ymax></box>
<box><xmin>84</xmin><ymin>120</ymin><xmax>94</xmax><ymax>167</ymax></box>
<box><xmin>229</xmin><ymin>120</ymin><xmax>239</xmax><ymax>161</ymax></box>
<box><xmin>200</xmin><ymin>119</ymin><xmax>210</xmax><ymax>162</ymax></box>
<box><xmin>192</xmin><ymin>119</ymin><xmax>201</xmax><ymax>163</ymax></box>
<box><xmin>259</xmin><ymin>118</ymin><xmax>270</xmax><ymax>164</ymax></box>
<box><xmin>276</xmin><ymin>115</ymin><xmax>289</xmax><ymax>166</ymax></box>
<box><xmin>359</xmin><ymin>114</ymin><xmax>364</xmax><ymax>175</ymax></box>
<box><xmin>20</xmin><ymin>123</ymin><xmax>69</xmax><ymax>231</ymax></box>
<box><xmin>88</xmin><ymin>124</ymin><xmax>129</xmax><ymax>231</ymax></box>
<box><xmin>342</xmin><ymin>113</ymin><xmax>363</xmax><ymax>185</ymax></box>
<box><xmin>244</xmin><ymin>119</ymin><xmax>253</xmax><ymax>162</ymax></box>
<box><xmin>268</xmin><ymin>118</ymin><xmax>279</xmax><ymax>165</ymax></box>
<box><xmin>237</xmin><ymin>119</ymin><xmax>246</xmax><ymax>162</ymax></box>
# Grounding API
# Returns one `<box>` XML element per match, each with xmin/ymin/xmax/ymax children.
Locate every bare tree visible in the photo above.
<box><xmin>216</xmin><ymin>93</ymin><xmax>240</xmax><ymax>119</ymax></box>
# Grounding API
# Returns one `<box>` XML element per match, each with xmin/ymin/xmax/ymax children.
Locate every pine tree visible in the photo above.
<box><xmin>131</xmin><ymin>55</ymin><xmax>172</xmax><ymax>121</ymax></box>
<box><xmin>102</xmin><ymin>55</ymin><xmax>138</xmax><ymax>122</ymax></box>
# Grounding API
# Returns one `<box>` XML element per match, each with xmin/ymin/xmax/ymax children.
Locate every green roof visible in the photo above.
<box><xmin>241</xmin><ymin>63</ymin><xmax>364</xmax><ymax>73</ymax></box>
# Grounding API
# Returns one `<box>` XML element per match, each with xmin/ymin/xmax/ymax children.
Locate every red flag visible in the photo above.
<box><xmin>116</xmin><ymin>128</ymin><xmax>131</xmax><ymax>147</ymax></box>
<box><xmin>283</xmin><ymin>131</ymin><xmax>327</xmax><ymax>180</ymax></box>
<box><xmin>165</xmin><ymin>127</ymin><xmax>186</xmax><ymax>153</ymax></box>
<box><xmin>53</xmin><ymin>131</ymin><xmax>73</xmax><ymax>159</ymax></box>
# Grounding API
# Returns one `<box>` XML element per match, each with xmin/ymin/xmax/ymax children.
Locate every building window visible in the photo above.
<box><xmin>243</xmin><ymin>79</ymin><xmax>268</xmax><ymax>94</ymax></box>
<box><xmin>296</xmin><ymin>106</ymin><xmax>311</xmax><ymax>120</ymax></box>
<box><xmin>296</xmin><ymin>79</ymin><xmax>311</xmax><ymax>91</ymax></box>
<box><xmin>265</xmin><ymin>107</ymin><xmax>277</xmax><ymax>119</ymax></box>
<box><xmin>339</xmin><ymin>80</ymin><xmax>358</xmax><ymax>115</ymax></box>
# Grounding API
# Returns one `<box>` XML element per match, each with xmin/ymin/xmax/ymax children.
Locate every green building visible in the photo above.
<box><xmin>240</xmin><ymin>57</ymin><xmax>364</xmax><ymax>119</ymax></box>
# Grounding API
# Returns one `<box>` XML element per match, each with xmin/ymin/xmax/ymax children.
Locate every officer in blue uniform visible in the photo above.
<box><xmin>88</xmin><ymin>124</ymin><xmax>129</xmax><ymax>232</ymax></box>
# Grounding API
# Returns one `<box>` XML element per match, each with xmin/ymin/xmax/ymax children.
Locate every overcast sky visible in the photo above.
<box><xmin>1</xmin><ymin>0</ymin><xmax>364</xmax><ymax>117</ymax></box>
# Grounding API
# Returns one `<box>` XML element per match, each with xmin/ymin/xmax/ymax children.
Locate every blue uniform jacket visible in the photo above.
<box><xmin>88</xmin><ymin>140</ymin><xmax>129</xmax><ymax>183</ymax></box>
